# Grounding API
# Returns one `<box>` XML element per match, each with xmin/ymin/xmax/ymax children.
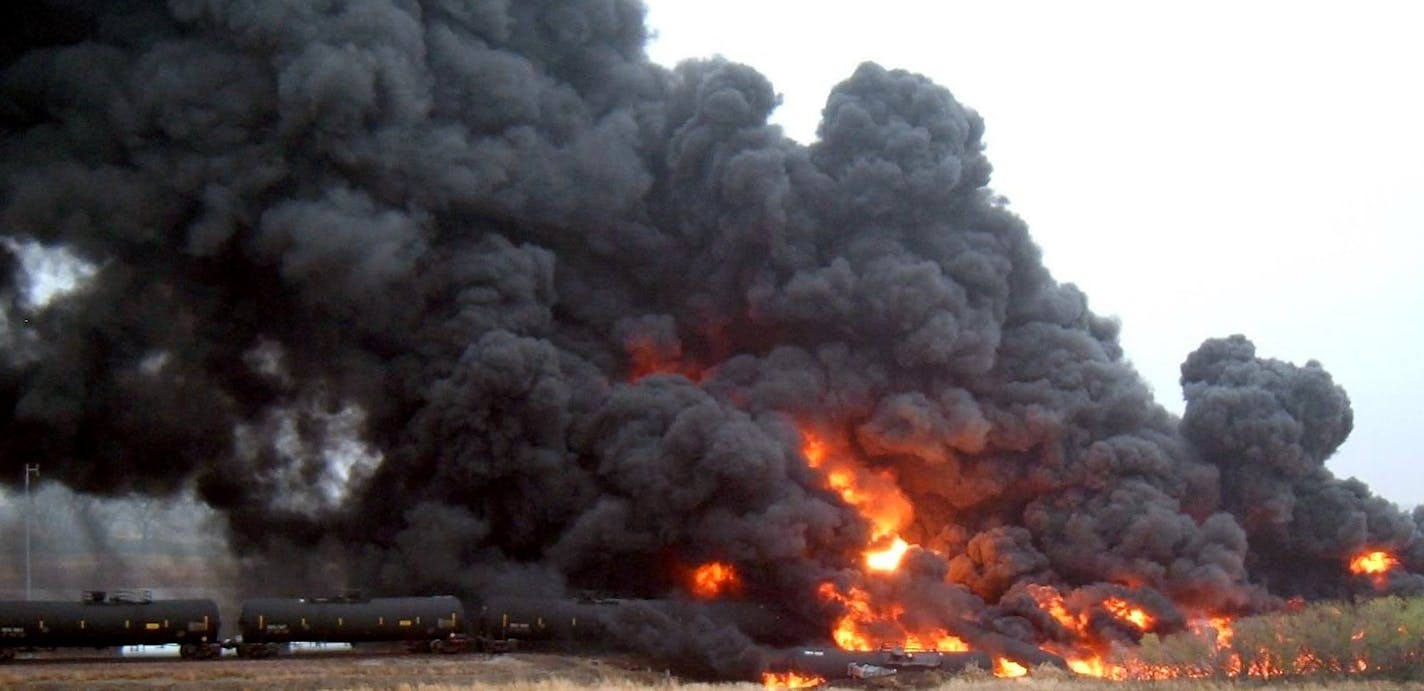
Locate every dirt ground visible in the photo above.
<box><xmin>0</xmin><ymin>649</ymin><xmax>677</xmax><ymax>690</ymax></box>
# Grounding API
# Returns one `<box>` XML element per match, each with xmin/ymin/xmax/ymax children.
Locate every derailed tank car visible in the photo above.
<box><xmin>0</xmin><ymin>590</ymin><xmax>221</xmax><ymax>661</ymax></box>
<box><xmin>232</xmin><ymin>593</ymin><xmax>465</xmax><ymax>657</ymax></box>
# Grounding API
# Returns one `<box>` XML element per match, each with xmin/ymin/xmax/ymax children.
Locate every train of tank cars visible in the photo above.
<box><xmin>0</xmin><ymin>590</ymin><xmax>997</xmax><ymax>681</ymax></box>
<box><xmin>0</xmin><ymin>590</ymin><xmax>467</xmax><ymax>661</ymax></box>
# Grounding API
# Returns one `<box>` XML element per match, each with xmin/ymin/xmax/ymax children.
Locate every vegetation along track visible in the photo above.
<box><xmin>3</xmin><ymin>651</ymin><xmax>1422</xmax><ymax>691</ymax></box>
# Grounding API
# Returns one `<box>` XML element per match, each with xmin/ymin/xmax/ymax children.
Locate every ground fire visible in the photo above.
<box><xmin>761</xmin><ymin>671</ymin><xmax>825</xmax><ymax>689</ymax></box>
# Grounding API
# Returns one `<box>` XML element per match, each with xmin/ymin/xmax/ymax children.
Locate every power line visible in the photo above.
<box><xmin>24</xmin><ymin>463</ymin><xmax>39</xmax><ymax>601</ymax></box>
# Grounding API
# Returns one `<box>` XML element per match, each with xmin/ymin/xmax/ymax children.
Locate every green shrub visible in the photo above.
<box><xmin>1112</xmin><ymin>595</ymin><xmax>1424</xmax><ymax>681</ymax></box>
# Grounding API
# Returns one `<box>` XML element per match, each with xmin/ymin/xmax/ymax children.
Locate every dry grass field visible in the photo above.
<box><xmin>0</xmin><ymin>651</ymin><xmax>666</xmax><ymax>690</ymax></box>
<box><xmin>2</xmin><ymin>652</ymin><xmax>1422</xmax><ymax>691</ymax></box>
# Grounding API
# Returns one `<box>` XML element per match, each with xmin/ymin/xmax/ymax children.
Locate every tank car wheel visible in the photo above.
<box><xmin>180</xmin><ymin>643</ymin><xmax>218</xmax><ymax>659</ymax></box>
<box><xmin>0</xmin><ymin>648</ymin><xmax>14</xmax><ymax>662</ymax></box>
<box><xmin>431</xmin><ymin>639</ymin><xmax>449</xmax><ymax>654</ymax></box>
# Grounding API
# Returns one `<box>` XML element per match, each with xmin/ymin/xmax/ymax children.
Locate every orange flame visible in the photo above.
<box><xmin>691</xmin><ymin>561</ymin><xmax>740</xmax><ymax>599</ymax></box>
<box><xmin>910</xmin><ymin>632</ymin><xmax>970</xmax><ymax>652</ymax></box>
<box><xmin>1026</xmin><ymin>585</ymin><xmax>1086</xmax><ymax>636</ymax></box>
<box><xmin>994</xmin><ymin>658</ymin><xmax>1028</xmax><ymax>677</ymax></box>
<box><xmin>865</xmin><ymin>537</ymin><xmax>911</xmax><ymax>573</ymax></box>
<box><xmin>1025</xmin><ymin>585</ymin><xmax>1151</xmax><ymax>679</ymax></box>
<box><xmin>1191</xmin><ymin>615</ymin><xmax>1235</xmax><ymax>649</ymax></box>
<box><xmin>795</xmin><ymin>426</ymin><xmax>1276</xmax><ymax>680</ymax></box>
<box><xmin>1349</xmin><ymin>549</ymin><xmax>1399</xmax><ymax>576</ymax></box>
<box><xmin>800</xmin><ymin>429</ymin><xmax>915</xmax><ymax>571</ymax></box>
<box><xmin>800</xmin><ymin>428</ymin><xmax>980</xmax><ymax>654</ymax></box>
<box><xmin>816</xmin><ymin>583</ymin><xmax>968</xmax><ymax>652</ymax></box>
<box><xmin>1104</xmin><ymin>597</ymin><xmax>1154</xmax><ymax>631</ymax></box>
<box><xmin>761</xmin><ymin>671</ymin><xmax>824</xmax><ymax>689</ymax></box>
<box><xmin>1208</xmin><ymin>616</ymin><xmax>1234</xmax><ymax>648</ymax></box>
<box><xmin>1066</xmin><ymin>656</ymin><xmax>1122</xmax><ymax>679</ymax></box>
<box><xmin>819</xmin><ymin>583</ymin><xmax>877</xmax><ymax>650</ymax></box>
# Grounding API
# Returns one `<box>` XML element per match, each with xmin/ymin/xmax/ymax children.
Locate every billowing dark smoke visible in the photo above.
<box><xmin>1</xmin><ymin>0</ymin><xmax>1418</xmax><ymax>677</ymax></box>
<box><xmin>1182</xmin><ymin>335</ymin><xmax>1424</xmax><ymax>597</ymax></box>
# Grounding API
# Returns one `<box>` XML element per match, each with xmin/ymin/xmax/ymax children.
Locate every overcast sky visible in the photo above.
<box><xmin>642</xmin><ymin>0</ymin><xmax>1424</xmax><ymax>507</ymax></box>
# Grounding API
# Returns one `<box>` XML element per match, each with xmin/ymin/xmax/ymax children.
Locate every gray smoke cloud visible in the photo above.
<box><xmin>2</xmin><ymin>0</ymin><xmax>1418</xmax><ymax>675</ymax></box>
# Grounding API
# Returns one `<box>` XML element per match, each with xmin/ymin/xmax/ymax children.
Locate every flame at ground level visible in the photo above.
<box><xmin>994</xmin><ymin>658</ymin><xmax>1028</xmax><ymax>677</ymax></box>
<box><xmin>817</xmin><ymin>582</ymin><xmax>969</xmax><ymax>653</ymax></box>
<box><xmin>788</xmin><ymin>428</ymin><xmax>1404</xmax><ymax>684</ymax></box>
<box><xmin>761</xmin><ymin>671</ymin><xmax>824</xmax><ymax>689</ymax></box>
<box><xmin>1065</xmin><ymin>656</ymin><xmax>1120</xmax><ymax>679</ymax></box>
<box><xmin>1197</xmin><ymin>616</ymin><xmax>1235</xmax><ymax>648</ymax></box>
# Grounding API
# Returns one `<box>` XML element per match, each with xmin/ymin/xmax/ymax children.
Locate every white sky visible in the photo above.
<box><xmin>642</xmin><ymin>0</ymin><xmax>1424</xmax><ymax>508</ymax></box>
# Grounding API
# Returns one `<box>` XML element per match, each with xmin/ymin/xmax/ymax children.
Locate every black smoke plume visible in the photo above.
<box><xmin>2</xmin><ymin>0</ymin><xmax>1417</xmax><ymax>676</ymax></box>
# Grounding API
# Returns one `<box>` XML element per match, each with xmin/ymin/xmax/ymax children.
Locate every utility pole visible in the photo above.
<box><xmin>24</xmin><ymin>464</ymin><xmax>38</xmax><ymax>601</ymax></box>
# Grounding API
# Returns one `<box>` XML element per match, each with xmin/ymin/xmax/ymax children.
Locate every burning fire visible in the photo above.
<box><xmin>1025</xmin><ymin>585</ymin><xmax>1173</xmax><ymax>679</ymax></box>
<box><xmin>1349</xmin><ymin>549</ymin><xmax>1399</xmax><ymax>576</ymax></box>
<box><xmin>790</xmin><ymin>429</ymin><xmax>1395</xmax><ymax>683</ymax></box>
<box><xmin>800</xmin><ymin>428</ymin><xmax>977</xmax><ymax>655</ymax></box>
<box><xmin>760</xmin><ymin>671</ymin><xmax>824</xmax><ymax>689</ymax></box>
<box><xmin>1349</xmin><ymin>549</ymin><xmax>1400</xmax><ymax>590</ymax></box>
<box><xmin>1027</xmin><ymin>585</ymin><xmax>1077</xmax><ymax>631</ymax></box>
<box><xmin>817</xmin><ymin>584</ymin><xmax>969</xmax><ymax>653</ymax></box>
<box><xmin>994</xmin><ymin>658</ymin><xmax>1028</xmax><ymax>678</ymax></box>
<box><xmin>1196</xmin><ymin>616</ymin><xmax>1235</xmax><ymax>648</ymax></box>
<box><xmin>1066</xmin><ymin>656</ymin><xmax>1117</xmax><ymax>678</ymax></box>
<box><xmin>864</xmin><ymin>537</ymin><xmax>911</xmax><ymax>573</ymax></box>
<box><xmin>800</xmin><ymin>430</ymin><xmax>915</xmax><ymax>572</ymax></box>
<box><xmin>1104</xmin><ymin>597</ymin><xmax>1154</xmax><ymax>631</ymax></box>
<box><xmin>690</xmin><ymin>561</ymin><xmax>741</xmax><ymax>599</ymax></box>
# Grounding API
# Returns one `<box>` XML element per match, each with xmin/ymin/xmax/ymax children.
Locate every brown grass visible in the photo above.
<box><xmin>2</xmin><ymin>652</ymin><xmax>1419</xmax><ymax>691</ymax></box>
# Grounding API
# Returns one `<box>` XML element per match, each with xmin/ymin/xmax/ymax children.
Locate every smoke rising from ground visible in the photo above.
<box><xmin>2</xmin><ymin>0</ymin><xmax>1419</xmax><ymax>675</ymax></box>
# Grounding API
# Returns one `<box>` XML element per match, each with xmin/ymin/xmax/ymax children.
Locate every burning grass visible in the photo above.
<box><xmin>320</xmin><ymin>683</ymin><xmax>1424</xmax><ymax>691</ymax></box>
<box><xmin>1099</xmin><ymin>595</ymin><xmax>1424</xmax><ymax>681</ymax></box>
<box><xmin>2</xmin><ymin>654</ymin><xmax>1421</xmax><ymax>691</ymax></box>
<box><xmin>306</xmin><ymin>678</ymin><xmax>1424</xmax><ymax>691</ymax></box>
